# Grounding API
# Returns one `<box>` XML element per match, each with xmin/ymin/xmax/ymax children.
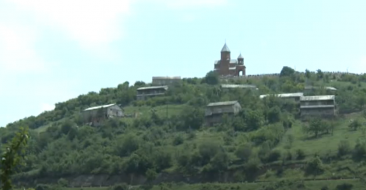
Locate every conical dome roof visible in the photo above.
<box><xmin>221</xmin><ymin>43</ymin><xmax>230</xmax><ymax>52</ymax></box>
<box><xmin>238</xmin><ymin>53</ymin><xmax>243</xmax><ymax>59</ymax></box>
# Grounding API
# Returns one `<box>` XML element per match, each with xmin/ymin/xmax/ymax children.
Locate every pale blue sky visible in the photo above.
<box><xmin>0</xmin><ymin>0</ymin><xmax>366</xmax><ymax>127</ymax></box>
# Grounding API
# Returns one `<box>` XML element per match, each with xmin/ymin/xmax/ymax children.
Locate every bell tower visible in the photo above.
<box><xmin>237</xmin><ymin>53</ymin><xmax>244</xmax><ymax>65</ymax></box>
<box><xmin>220</xmin><ymin>43</ymin><xmax>230</xmax><ymax>61</ymax></box>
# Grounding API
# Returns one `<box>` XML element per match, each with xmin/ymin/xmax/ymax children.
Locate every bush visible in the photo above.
<box><xmin>173</xmin><ymin>135</ymin><xmax>184</xmax><ymax>145</ymax></box>
<box><xmin>295</xmin><ymin>149</ymin><xmax>306</xmax><ymax>160</ymax></box>
<box><xmin>338</xmin><ymin>140</ymin><xmax>351</xmax><ymax>157</ymax></box>
<box><xmin>336</xmin><ymin>183</ymin><xmax>353</xmax><ymax>190</ymax></box>
<box><xmin>304</xmin><ymin>156</ymin><xmax>324</xmax><ymax>176</ymax></box>
<box><xmin>352</xmin><ymin>141</ymin><xmax>366</xmax><ymax>161</ymax></box>
<box><xmin>35</xmin><ymin>184</ymin><xmax>52</xmax><ymax>190</ymax></box>
<box><xmin>266</xmin><ymin>149</ymin><xmax>282</xmax><ymax>163</ymax></box>
<box><xmin>57</xmin><ymin>178</ymin><xmax>68</xmax><ymax>187</ymax></box>
<box><xmin>112</xmin><ymin>183</ymin><xmax>128</xmax><ymax>190</ymax></box>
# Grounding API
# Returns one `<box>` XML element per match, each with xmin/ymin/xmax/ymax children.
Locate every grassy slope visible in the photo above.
<box><xmin>60</xmin><ymin>180</ymin><xmax>365</xmax><ymax>190</ymax></box>
<box><xmin>24</xmin><ymin>79</ymin><xmax>366</xmax><ymax>189</ymax></box>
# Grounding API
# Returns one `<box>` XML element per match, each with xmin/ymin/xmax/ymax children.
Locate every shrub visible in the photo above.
<box><xmin>336</xmin><ymin>183</ymin><xmax>353</xmax><ymax>190</ymax></box>
<box><xmin>173</xmin><ymin>135</ymin><xmax>184</xmax><ymax>145</ymax></box>
<box><xmin>112</xmin><ymin>183</ymin><xmax>128</xmax><ymax>190</ymax></box>
<box><xmin>295</xmin><ymin>149</ymin><xmax>306</xmax><ymax>160</ymax></box>
<box><xmin>35</xmin><ymin>184</ymin><xmax>51</xmax><ymax>190</ymax></box>
<box><xmin>57</xmin><ymin>178</ymin><xmax>68</xmax><ymax>187</ymax></box>
<box><xmin>266</xmin><ymin>149</ymin><xmax>282</xmax><ymax>163</ymax></box>
<box><xmin>338</xmin><ymin>140</ymin><xmax>351</xmax><ymax>157</ymax></box>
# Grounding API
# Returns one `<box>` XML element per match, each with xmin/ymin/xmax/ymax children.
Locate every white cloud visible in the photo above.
<box><xmin>41</xmin><ymin>103</ymin><xmax>55</xmax><ymax>112</ymax></box>
<box><xmin>152</xmin><ymin>0</ymin><xmax>228</xmax><ymax>9</ymax></box>
<box><xmin>9</xmin><ymin>0</ymin><xmax>132</xmax><ymax>54</ymax></box>
<box><xmin>0</xmin><ymin>24</ymin><xmax>47</xmax><ymax>74</ymax></box>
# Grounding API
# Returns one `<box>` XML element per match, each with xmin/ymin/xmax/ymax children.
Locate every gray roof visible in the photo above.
<box><xmin>260</xmin><ymin>92</ymin><xmax>304</xmax><ymax>99</ymax></box>
<box><xmin>221</xmin><ymin>43</ymin><xmax>230</xmax><ymax>52</ymax></box>
<box><xmin>238</xmin><ymin>53</ymin><xmax>243</xmax><ymax>59</ymax></box>
<box><xmin>137</xmin><ymin>86</ymin><xmax>168</xmax><ymax>91</ymax></box>
<box><xmin>221</xmin><ymin>84</ymin><xmax>257</xmax><ymax>89</ymax></box>
<box><xmin>215</xmin><ymin>59</ymin><xmax>238</xmax><ymax>64</ymax></box>
<box><xmin>207</xmin><ymin>101</ymin><xmax>239</xmax><ymax>107</ymax></box>
<box><xmin>300</xmin><ymin>105</ymin><xmax>335</xmax><ymax>109</ymax></box>
<box><xmin>152</xmin><ymin>76</ymin><xmax>181</xmax><ymax>80</ymax></box>
<box><xmin>84</xmin><ymin>103</ymin><xmax>116</xmax><ymax>111</ymax></box>
<box><xmin>230</xmin><ymin>59</ymin><xmax>238</xmax><ymax>64</ymax></box>
<box><xmin>300</xmin><ymin>95</ymin><xmax>335</xmax><ymax>101</ymax></box>
<box><xmin>304</xmin><ymin>86</ymin><xmax>337</xmax><ymax>91</ymax></box>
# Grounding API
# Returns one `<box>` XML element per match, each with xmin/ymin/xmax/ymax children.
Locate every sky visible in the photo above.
<box><xmin>1</xmin><ymin>0</ymin><xmax>366</xmax><ymax>127</ymax></box>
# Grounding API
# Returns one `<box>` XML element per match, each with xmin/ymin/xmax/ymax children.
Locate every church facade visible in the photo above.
<box><xmin>214</xmin><ymin>43</ymin><xmax>246</xmax><ymax>76</ymax></box>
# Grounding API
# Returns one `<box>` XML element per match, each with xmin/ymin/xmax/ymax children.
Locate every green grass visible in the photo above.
<box><xmin>59</xmin><ymin>179</ymin><xmax>365</xmax><ymax>190</ymax></box>
<box><xmin>34</xmin><ymin>117</ymin><xmax>67</xmax><ymax>133</ymax></box>
<box><xmin>276</xmin><ymin>112</ymin><xmax>366</xmax><ymax>158</ymax></box>
<box><xmin>32</xmin><ymin>104</ymin><xmax>186</xmax><ymax>132</ymax></box>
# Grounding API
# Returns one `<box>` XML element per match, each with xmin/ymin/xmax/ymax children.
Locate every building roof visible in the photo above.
<box><xmin>221</xmin><ymin>84</ymin><xmax>257</xmax><ymax>89</ymax></box>
<box><xmin>304</xmin><ymin>86</ymin><xmax>337</xmax><ymax>91</ymax></box>
<box><xmin>238</xmin><ymin>53</ymin><xmax>243</xmax><ymax>59</ymax></box>
<box><xmin>260</xmin><ymin>92</ymin><xmax>304</xmax><ymax>99</ymax></box>
<box><xmin>152</xmin><ymin>76</ymin><xmax>181</xmax><ymax>80</ymax></box>
<box><xmin>230</xmin><ymin>59</ymin><xmax>238</xmax><ymax>64</ymax></box>
<box><xmin>207</xmin><ymin>101</ymin><xmax>239</xmax><ymax>107</ymax></box>
<box><xmin>300</xmin><ymin>105</ymin><xmax>335</xmax><ymax>109</ymax></box>
<box><xmin>137</xmin><ymin>86</ymin><xmax>168</xmax><ymax>91</ymax></box>
<box><xmin>84</xmin><ymin>103</ymin><xmax>116</xmax><ymax>111</ymax></box>
<box><xmin>221</xmin><ymin>43</ymin><xmax>230</xmax><ymax>52</ymax></box>
<box><xmin>300</xmin><ymin>95</ymin><xmax>335</xmax><ymax>101</ymax></box>
<box><xmin>215</xmin><ymin>59</ymin><xmax>238</xmax><ymax>64</ymax></box>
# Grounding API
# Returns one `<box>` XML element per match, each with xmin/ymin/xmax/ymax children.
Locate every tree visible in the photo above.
<box><xmin>145</xmin><ymin>168</ymin><xmax>157</xmax><ymax>181</ymax></box>
<box><xmin>202</xmin><ymin>71</ymin><xmax>219</xmax><ymax>85</ymax></box>
<box><xmin>338</xmin><ymin>140</ymin><xmax>351</xmax><ymax>157</ymax></box>
<box><xmin>267</xmin><ymin>106</ymin><xmax>281</xmax><ymax>123</ymax></box>
<box><xmin>235</xmin><ymin>144</ymin><xmax>252</xmax><ymax>162</ymax></box>
<box><xmin>304</xmin><ymin>118</ymin><xmax>327</xmax><ymax>138</ymax></box>
<box><xmin>284</xmin><ymin>134</ymin><xmax>294</xmax><ymax>149</ymax></box>
<box><xmin>178</xmin><ymin>106</ymin><xmax>204</xmax><ymax>130</ymax></box>
<box><xmin>348</xmin><ymin>119</ymin><xmax>361</xmax><ymax>131</ymax></box>
<box><xmin>1</xmin><ymin>127</ymin><xmax>29</xmax><ymax>190</ymax></box>
<box><xmin>336</xmin><ymin>183</ymin><xmax>353</xmax><ymax>190</ymax></box>
<box><xmin>279</xmin><ymin>66</ymin><xmax>295</xmax><ymax>77</ymax></box>
<box><xmin>305</xmin><ymin>156</ymin><xmax>324</xmax><ymax>177</ymax></box>
<box><xmin>316</xmin><ymin>69</ymin><xmax>324</xmax><ymax>80</ymax></box>
<box><xmin>199</xmin><ymin>141</ymin><xmax>219</xmax><ymax>164</ymax></box>
<box><xmin>305</xmin><ymin>69</ymin><xmax>311</xmax><ymax>79</ymax></box>
<box><xmin>244</xmin><ymin>110</ymin><xmax>264</xmax><ymax>131</ymax></box>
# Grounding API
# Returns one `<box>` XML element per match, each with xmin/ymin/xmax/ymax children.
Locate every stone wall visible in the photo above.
<box><xmin>219</xmin><ymin>71</ymin><xmax>364</xmax><ymax>81</ymax></box>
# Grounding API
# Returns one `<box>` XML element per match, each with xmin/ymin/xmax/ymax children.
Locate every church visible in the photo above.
<box><xmin>214</xmin><ymin>43</ymin><xmax>246</xmax><ymax>76</ymax></box>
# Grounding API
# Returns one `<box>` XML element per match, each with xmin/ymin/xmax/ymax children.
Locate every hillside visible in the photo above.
<box><xmin>2</xmin><ymin>67</ymin><xmax>366</xmax><ymax>190</ymax></box>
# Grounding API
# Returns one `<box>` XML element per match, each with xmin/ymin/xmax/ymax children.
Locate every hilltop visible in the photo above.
<box><xmin>2</xmin><ymin>67</ymin><xmax>366</xmax><ymax>190</ymax></box>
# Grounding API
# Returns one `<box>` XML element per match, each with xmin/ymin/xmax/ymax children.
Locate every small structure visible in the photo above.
<box><xmin>152</xmin><ymin>76</ymin><xmax>181</xmax><ymax>86</ymax></box>
<box><xmin>221</xmin><ymin>84</ymin><xmax>258</xmax><ymax>90</ymax></box>
<box><xmin>259</xmin><ymin>92</ymin><xmax>304</xmax><ymax>102</ymax></box>
<box><xmin>83</xmin><ymin>103</ymin><xmax>124</xmax><ymax>126</ymax></box>
<box><xmin>136</xmin><ymin>86</ymin><xmax>168</xmax><ymax>100</ymax></box>
<box><xmin>205</xmin><ymin>101</ymin><xmax>242</xmax><ymax>125</ymax></box>
<box><xmin>300</xmin><ymin>95</ymin><xmax>336</xmax><ymax>118</ymax></box>
<box><xmin>304</xmin><ymin>86</ymin><xmax>337</xmax><ymax>95</ymax></box>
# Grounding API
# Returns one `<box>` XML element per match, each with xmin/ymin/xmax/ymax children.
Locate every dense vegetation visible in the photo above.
<box><xmin>2</xmin><ymin>67</ymin><xmax>366</xmax><ymax>190</ymax></box>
